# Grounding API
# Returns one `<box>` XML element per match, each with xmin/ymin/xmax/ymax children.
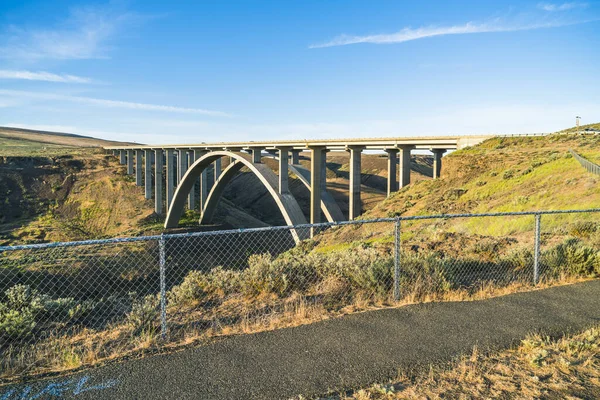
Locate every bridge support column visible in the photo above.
<box><xmin>127</xmin><ymin>150</ymin><xmax>134</xmax><ymax>175</ymax></box>
<box><xmin>187</xmin><ymin>150</ymin><xmax>196</xmax><ymax>209</ymax></box>
<box><xmin>290</xmin><ymin>150</ymin><xmax>300</xmax><ymax>165</ymax></box>
<box><xmin>135</xmin><ymin>150</ymin><xmax>143</xmax><ymax>186</ymax></box>
<box><xmin>166</xmin><ymin>149</ymin><xmax>175</xmax><ymax>208</ymax></box>
<box><xmin>119</xmin><ymin>150</ymin><xmax>126</xmax><ymax>165</ymax></box>
<box><xmin>194</xmin><ymin>150</ymin><xmax>208</xmax><ymax>212</ymax></box>
<box><xmin>385</xmin><ymin>148</ymin><xmax>399</xmax><ymax>197</ymax></box>
<box><xmin>144</xmin><ymin>150</ymin><xmax>152</xmax><ymax>199</ymax></box>
<box><xmin>178</xmin><ymin>149</ymin><xmax>187</xmax><ymax>185</ymax></box>
<box><xmin>214</xmin><ymin>158</ymin><xmax>222</xmax><ymax>180</ymax></box>
<box><xmin>278</xmin><ymin>147</ymin><xmax>290</xmax><ymax>194</ymax></box>
<box><xmin>432</xmin><ymin>149</ymin><xmax>446</xmax><ymax>179</ymax></box>
<box><xmin>399</xmin><ymin>146</ymin><xmax>414</xmax><ymax>188</ymax></box>
<box><xmin>250</xmin><ymin>147</ymin><xmax>264</xmax><ymax>163</ymax></box>
<box><xmin>154</xmin><ymin>149</ymin><xmax>164</xmax><ymax>215</ymax></box>
<box><xmin>347</xmin><ymin>146</ymin><xmax>364</xmax><ymax>220</ymax></box>
<box><xmin>321</xmin><ymin>150</ymin><xmax>330</xmax><ymax>190</ymax></box>
<box><xmin>310</xmin><ymin>147</ymin><xmax>325</xmax><ymax>231</ymax></box>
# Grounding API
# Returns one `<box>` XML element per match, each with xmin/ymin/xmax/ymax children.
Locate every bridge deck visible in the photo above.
<box><xmin>104</xmin><ymin>135</ymin><xmax>494</xmax><ymax>151</ymax></box>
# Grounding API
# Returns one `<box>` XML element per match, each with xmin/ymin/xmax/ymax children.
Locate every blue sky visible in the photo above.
<box><xmin>0</xmin><ymin>0</ymin><xmax>598</xmax><ymax>144</ymax></box>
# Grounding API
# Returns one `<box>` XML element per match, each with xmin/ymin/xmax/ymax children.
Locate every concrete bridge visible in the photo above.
<box><xmin>104</xmin><ymin>135</ymin><xmax>491</xmax><ymax>230</ymax></box>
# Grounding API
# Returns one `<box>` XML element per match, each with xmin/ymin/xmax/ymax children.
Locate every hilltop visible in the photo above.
<box><xmin>0</xmin><ymin>126</ymin><xmax>138</xmax><ymax>157</ymax></box>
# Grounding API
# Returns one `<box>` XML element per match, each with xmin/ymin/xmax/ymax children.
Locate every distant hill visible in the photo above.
<box><xmin>0</xmin><ymin>127</ymin><xmax>137</xmax><ymax>157</ymax></box>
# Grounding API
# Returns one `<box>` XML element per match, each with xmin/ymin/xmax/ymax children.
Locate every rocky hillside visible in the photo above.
<box><xmin>314</xmin><ymin>124</ymin><xmax>600</xmax><ymax>256</ymax></box>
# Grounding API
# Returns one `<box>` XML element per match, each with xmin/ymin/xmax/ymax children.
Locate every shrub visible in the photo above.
<box><xmin>503</xmin><ymin>248</ymin><xmax>534</xmax><ymax>271</ymax></box>
<box><xmin>521</xmin><ymin>167</ymin><xmax>534</xmax><ymax>176</ymax></box>
<box><xmin>66</xmin><ymin>299</ymin><xmax>97</xmax><ymax>321</ymax></box>
<box><xmin>126</xmin><ymin>293</ymin><xmax>160</xmax><ymax>335</ymax></box>
<box><xmin>0</xmin><ymin>285</ymin><xmax>47</xmax><ymax>341</ymax></box>
<box><xmin>241</xmin><ymin>254</ymin><xmax>290</xmax><ymax>296</ymax></box>
<box><xmin>399</xmin><ymin>253</ymin><xmax>453</xmax><ymax>298</ymax></box>
<box><xmin>316</xmin><ymin>246</ymin><xmax>391</xmax><ymax>296</ymax></box>
<box><xmin>568</xmin><ymin>221</ymin><xmax>597</xmax><ymax>238</ymax></box>
<box><xmin>168</xmin><ymin>270</ymin><xmax>211</xmax><ymax>306</ymax></box>
<box><xmin>543</xmin><ymin>238</ymin><xmax>600</xmax><ymax>278</ymax></box>
<box><xmin>502</xmin><ymin>170</ymin><xmax>515</xmax><ymax>179</ymax></box>
<box><xmin>472</xmin><ymin>239</ymin><xmax>503</xmax><ymax>261</ymax></box>
<box><xmin>4</xmin><ymin>284</ymin><xmax>47</xmax><ymax>314</ymax></box>
<box><xmin>0</xmin><ymin>304</ymin><xmax>36</xmax><ymax>340</ymax></box>
<box><xmin>168</xmin><ymin>267</ymin><xmax>242</xmax><ymax>306</ymax></box>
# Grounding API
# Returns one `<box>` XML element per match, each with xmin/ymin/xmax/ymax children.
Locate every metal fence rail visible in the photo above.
<box><xmin>570</xmin><ymin>149</ymin><xmax>600</xmax><ymax>175</ymax></box>
<box><xmin>1</xmin><ymin>208</ymin><xmax>600</xmax><ymax>380</ymax></box>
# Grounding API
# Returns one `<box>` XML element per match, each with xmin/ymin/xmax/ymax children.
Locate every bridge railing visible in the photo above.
<box><xmin>1</xmin><ymin>208</ymin><xmax>600</xmax><ymax>381</ymax></box>
<box><xmin>570</xmin><ymin>149</ymin><xmax>600</xmax><ymax>175</ymax></box>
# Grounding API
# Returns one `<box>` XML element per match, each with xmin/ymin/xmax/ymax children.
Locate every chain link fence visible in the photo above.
<box><xmin>1</xmin><ymin>209</ymin><xmax>600</xmax><ymax>380</ymax></box>
<box><xmin>570</xmin><ymin>149</ymin><xmax>600</xmax><ymax>175</ymax></box>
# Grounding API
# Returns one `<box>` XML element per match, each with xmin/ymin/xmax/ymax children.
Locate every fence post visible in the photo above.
<box><xmin>533</xmin><ymin>214</ymin><xmax>541</xmax><ymax>285</ymax></box>
<box><xmin>159</xmin><ymin>235</ymin><xmax>168</xmax><ymax>340</ymax></box>
<box><xmin>393</xmin><ymin>217</ymin><xmax>401</xmax><ymax>301</ymax></box>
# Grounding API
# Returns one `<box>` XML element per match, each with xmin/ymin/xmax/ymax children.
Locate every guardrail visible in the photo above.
<box><xmin>1</xmin><ymin>208</ymin><xmax>599</xmax><ymax>380</ymax></box>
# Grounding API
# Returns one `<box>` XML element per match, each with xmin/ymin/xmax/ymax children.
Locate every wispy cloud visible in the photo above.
<box><xmin>0</xmin><ymin>70</ymin><xmax>92</xmax><ymax>83</ymax></box>
<box><xmin>0</xmin><ymin>89</ymin><xmax>232</xmax><ymax>117</ymax></box>
<box><xmin>0</xmin><ymin>4</ymin><xmax>140</xmax><ymax>60</ymax></box>
<box><xmin>310</xmin><ymin>17</ymin><xmax>591</xmax><ymax>48</ymax></box>
<box><xmin>538</xmin><ymin>2</ymin><xmax>588</xmax><ymax>11</ymax></box>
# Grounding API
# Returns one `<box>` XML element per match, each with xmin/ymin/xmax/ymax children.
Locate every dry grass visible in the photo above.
<box><xmin>344</xmin><ymin>322</ymin><xmax>600</xmax><ymax>399</ymax></box>
<box><xmin>319</xmin><ymin>133</ymin><xmax>600</xmax><ymax>250</ymax></box>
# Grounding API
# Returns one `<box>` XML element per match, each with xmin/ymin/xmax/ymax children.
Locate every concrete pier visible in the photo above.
<box><xmin>119</xmin><ymin>150</ymin><xmax>126</xmax><ymax>165</ymax></box>
<box><xmin>310</xmin><ymin>147</ymin><xmax>324</xmax><ymax>226</ymax></box>
<box><xmin>144</xmin><ymin>150</ymin><xmax>152</xmax><ymax>199</ymax></box>
<box><xmin>135</xmin><ymin>150</ymin><xmax>143</xmax><ymax>186</ymax></box>
<box><xmin>347</xmin><ymin>146</ymin><xmax>364</xmax><ymax>220</ymax></box>
<box><xmin>187</xmin><ymin>150</ymin><xmax>196</xmax><ymax>209</ymax></box>
<box><xmin>127</xmin><ymin>150</ymin><xmax>134</xmax><ymax>175</ymax></box>
<box><xmin>278</xmin><ymin>147</ymin><xmax>290</xmax><ymax>194</ymax></box>
<box><xmin>178</xmin><ymin>149</ymin><xmax>187</xmax><ymax>185</ymax></box>
<box><xmin>194</xmin><ymin>150</ymin><xmax>208</xmax><ymax>211</ymax></box>
<box><xmin>385</xmin><ymin>149</ymin><xmax>399</xmax><ymax>196</ymax></box>
<box><xmin>214</xmin><ymin>158</ymin><xmax>222</xmax><ymax>180</ymax></box>
<box><xmin>399</xmin><ymin>146</ymin><xmax>413</xmax><ymax>188</ymax></box>
<box><xmin>250</xmin><ymin>147</ymin><xmax>263</xmax><ymax>164</ymax></box>
<box><xmin>432</xmin><ymin>149</ymin><xmax>446</xmax><ymax>179</ymax></box>
<box><xmin>290</xmin><ymin>150</ymin><xmax>301</xmax><ymax>165</ymax></box>
<box><xmin>154</xmin><ymin>149</ymin><xmax>164</xmax><ymax>215</ymax></box>
<box><xmin>166</xmin><ymin>149</ymin><xmax>175</xmax><ymax>209</ymax></box>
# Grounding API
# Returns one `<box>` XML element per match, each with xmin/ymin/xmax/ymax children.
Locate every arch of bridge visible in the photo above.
<box><xmin>164</xmin><ymin>151</ymin><xmax>308</xmax><ymax>229</ymax></box>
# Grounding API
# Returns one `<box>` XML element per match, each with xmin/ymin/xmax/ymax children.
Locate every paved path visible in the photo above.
<box><xmin>3</xmin><ymin>280</ymin><xmax>600</xmax><ymax>400</ymax></box>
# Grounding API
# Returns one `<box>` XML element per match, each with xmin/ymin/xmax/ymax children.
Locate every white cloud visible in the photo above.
<box><xmin>0</xmin><ymin>89</ymin><xmax>232</xmax><ymax>117</ymax></box>
<box><xmin>310</xmin><ymin>18</ymin><xmax>589</xmax><ymax>48</ymax></box>
<box><xmin>0</xmin><ymin>5</ymin><xmax>139</xmax><ymax>60</ymax></box>
<box><xmin>0</xmin><ymin>70</ymin><xmax>92</xmax><ymax>83</ymax></box>
<box><xmin>538</xmin><ymin>2</ymin><xmax>588</xmax><ymax>11</ymax></box>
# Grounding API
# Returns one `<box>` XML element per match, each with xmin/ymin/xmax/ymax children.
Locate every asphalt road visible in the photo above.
<box><xmin>3</xmin><ymin>280</ymin><xmax>600</xmax><ymax>400</ymax></box>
